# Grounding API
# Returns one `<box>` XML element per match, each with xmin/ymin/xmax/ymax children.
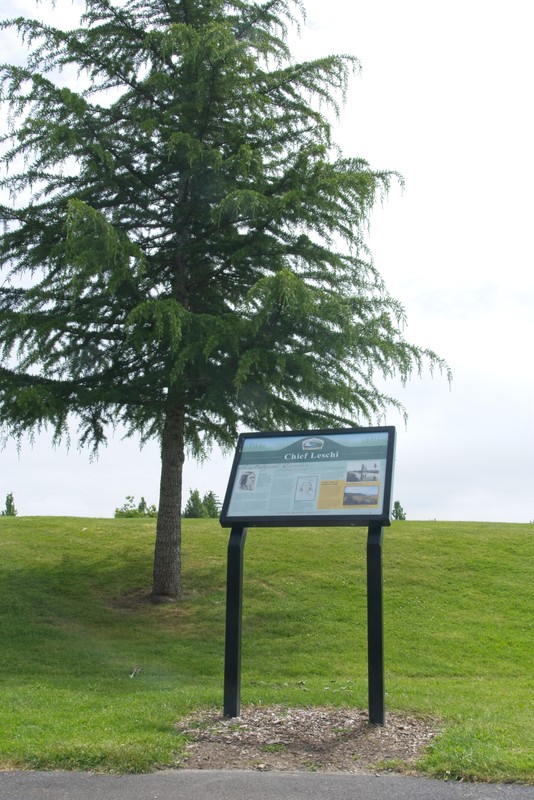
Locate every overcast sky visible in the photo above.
<box><xmin>1</xmin><ymin>0</ymin><xmax>533</xmax><ymax>522</ymax></box>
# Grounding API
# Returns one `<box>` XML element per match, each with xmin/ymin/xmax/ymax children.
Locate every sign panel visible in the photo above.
<box><xmin>220</xmin><ymin>427</ymin><xmax>396</xmax><ymax>527</ymax></box>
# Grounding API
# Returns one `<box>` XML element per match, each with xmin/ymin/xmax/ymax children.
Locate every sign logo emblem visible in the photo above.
<box><xmin>302</xmin><ymin>437</ymin><xmax>324</xmax><ymax>452</ymax></box>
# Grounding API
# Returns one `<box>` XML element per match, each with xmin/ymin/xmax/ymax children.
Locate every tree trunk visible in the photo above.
<box><xmin>151</xmin><ymin>406</ymin><xmax>185</xmax><ymax>601</ymax></box>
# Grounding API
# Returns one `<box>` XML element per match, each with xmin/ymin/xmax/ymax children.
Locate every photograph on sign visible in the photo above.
<box><xmin>220</xmin><ymin>427</ymin><xmax>396</xmax><ymax>527</ymax></box>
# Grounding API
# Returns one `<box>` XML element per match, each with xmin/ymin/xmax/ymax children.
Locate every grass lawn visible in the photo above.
<box><xmin>0</xmin><ymin>516</ymin><xmax>532</xmax><ymax>781</ymax></box>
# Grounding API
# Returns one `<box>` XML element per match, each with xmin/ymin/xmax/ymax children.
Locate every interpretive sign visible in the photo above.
<box><xmin>220</xmin><ymin>426</ymin><xmax>396</xmax><ymax>527</ymax></box>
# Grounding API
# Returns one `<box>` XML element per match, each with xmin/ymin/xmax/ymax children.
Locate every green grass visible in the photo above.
<box><xmin>0</xmin><ymin>517</ymin><xmax>532</xmax><ymax>781</ymax></box>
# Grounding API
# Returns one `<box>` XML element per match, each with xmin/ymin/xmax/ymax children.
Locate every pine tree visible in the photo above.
<box><xmin>202</xmin><ymin>491</ymin><xmax>221</xmax><ymax>519</ymax></box>
<box><xmin>0</xmin><ymin>0</ymin><xmax>448</xmax><ymax>599</ymax></box>
<box><xmin>392</xmin><ymin>501</ymin><xmax>407</xmax><ymax>521</ymax></box>
<box><xmin>183</xmin><ymin>489</ymin><xmax>208</xmax><ymax>519</ymax></box>
<box><xmin>1</xmin><ymin>493</ymin><xmax>18</xmax><ymax>517</ymax></box>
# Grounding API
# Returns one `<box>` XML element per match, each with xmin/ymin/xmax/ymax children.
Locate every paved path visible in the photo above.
<box><xmin>1</xmin><ymin>770</ymin><xmax>532</xmax><ymax>800</ymax></box>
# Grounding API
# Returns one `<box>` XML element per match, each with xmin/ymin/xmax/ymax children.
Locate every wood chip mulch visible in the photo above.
<box><xmin>176</xmin><ymin>705</ymin><xmax>440</xmax><ymax>773</ymax></box>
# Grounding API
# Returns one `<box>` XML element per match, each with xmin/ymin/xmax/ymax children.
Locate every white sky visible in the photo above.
<box><xmin>1</xmin><ymin>0</ymin><xmax>533</xmax><ymax>522</ymax></box>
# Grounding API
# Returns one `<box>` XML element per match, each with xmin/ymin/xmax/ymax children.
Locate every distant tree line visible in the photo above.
<box><xmin>114</xmin><ymin>490</ymin><xmax>220</xmax><ymax>519</ymax></box>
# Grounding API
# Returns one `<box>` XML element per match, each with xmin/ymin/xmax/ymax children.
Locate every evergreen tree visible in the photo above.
<box><xmin>202</xmin><ymin>490</ymin><xmax>221</xmax><ymax>519</ymax></box>
<box><xmin>392</xmin><ymin>500</ymin><xmax>407</xmax><ymax>521</ymax></box>
<box><xmin>183</xmin><ymin>489</ymin><xmax>208</xmax><ymax>519</ymax></box>
<box><xmin>1</xmin><ymin>492</ymin><xmax>18</xmax><ymax>517</ymax></box>
<box><xmin>0</xmin><ymin>0</ymin><xmax>448</xmax><ymax>599</ymax></box>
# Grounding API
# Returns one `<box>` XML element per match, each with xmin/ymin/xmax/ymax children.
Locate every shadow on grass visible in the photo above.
<box><xmin>0</xmin><ymin>550</ymin><xmax>227</xmax><ymax>685</ymax></box>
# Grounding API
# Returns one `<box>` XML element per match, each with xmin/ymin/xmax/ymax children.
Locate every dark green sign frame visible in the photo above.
<box><xmin>220</xmin><ymin>426</ymin><xmax>396</xmax><ymax>528</ymax></box>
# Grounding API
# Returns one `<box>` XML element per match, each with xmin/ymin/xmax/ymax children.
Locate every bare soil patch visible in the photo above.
<box><xmin>177</xmin><ymin>705</ymin><xmax>439</xmax><ymax>774</ymax></box>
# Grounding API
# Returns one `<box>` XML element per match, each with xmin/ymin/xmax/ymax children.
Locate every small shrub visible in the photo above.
<box><xmin>114</xmin><ymin>495</ymin><xmax>158</xmax><ymax>518</ymax></box>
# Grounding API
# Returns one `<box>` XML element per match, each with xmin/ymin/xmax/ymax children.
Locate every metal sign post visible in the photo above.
<box><xmin>367</xmin><ymin>523</ymin><xmax>385</xmax><ymax>725</ymax></box>
<box><xmin>223</xmin><ymin>525</ymin><xmax>247</xmax><ymax>717</ymax></box>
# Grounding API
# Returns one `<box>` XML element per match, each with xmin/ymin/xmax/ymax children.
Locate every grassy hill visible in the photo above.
<box><xmin>0</xmin><ymin>516</ymin><xmax>532</xmax><ymax>781</ymax></box>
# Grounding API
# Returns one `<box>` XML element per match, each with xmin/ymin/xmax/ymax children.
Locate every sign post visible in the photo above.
<box><xmin>223</xmin><ymin>526</ymin><xmax>247</xmax><ymax>718</ymax></box>
<box><xmin>220</xmin><ymin>426</ymin><xmax>395</xmax><ymax>721</ymax></box>
<box><xmin>367</xmin><ymin>523</ymin><xmax>385</xmax><ymax>725</ymax></box>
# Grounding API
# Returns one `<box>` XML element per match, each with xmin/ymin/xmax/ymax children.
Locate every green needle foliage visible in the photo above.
<box><xmin>183</xmin><ymin>489</ymin><xmax>221</xmax><ymax>518</ymax></box>
<box><xmin>0</xmin><ymin>0</ymin><xmax>449</xmax><ymax>599</ymax></box>
<box><xmin>183</xmin><ymin>488</ymin><xmax>208</xmax><ymax>518</ymax></box>
<box><xmin>1</xmin><ymin>492</ymin><xmax>18</xmax><ymax>516</ymax></box>
<box><xmin>392</xmin><ymin>500</ymin><xmax>406</xmax><ymax>520</ymax></box>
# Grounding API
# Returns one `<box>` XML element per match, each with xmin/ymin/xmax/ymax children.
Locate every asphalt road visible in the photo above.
<box><xmin>0</xmin><ymin>770</ymin><xmax>533</xmax><ymax>800</ymax></box>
